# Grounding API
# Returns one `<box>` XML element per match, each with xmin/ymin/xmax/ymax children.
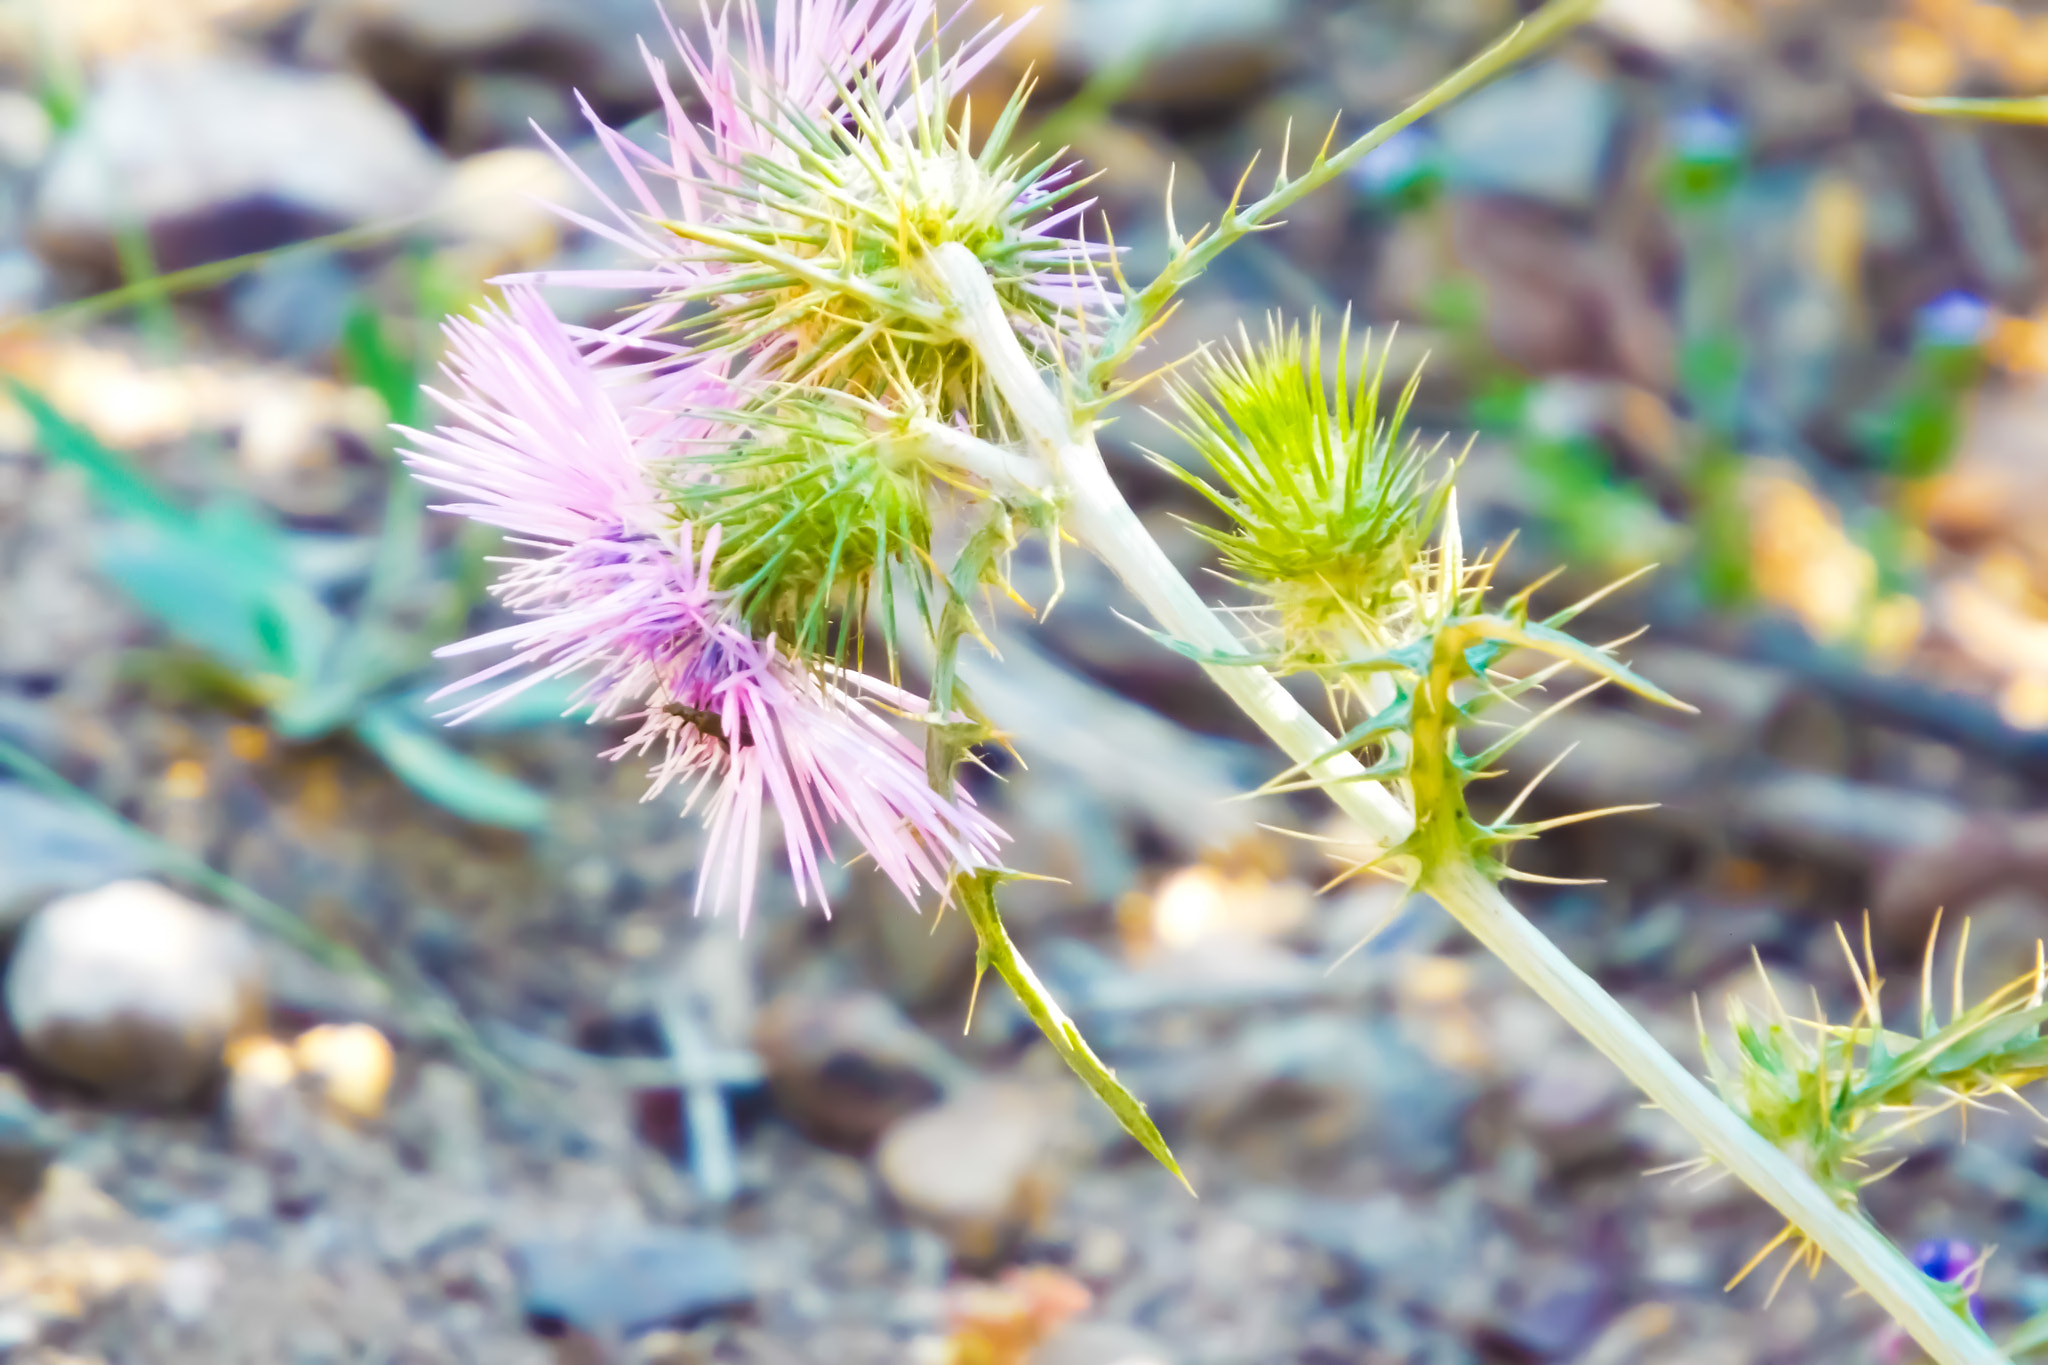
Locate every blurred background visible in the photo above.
<box><xmin>1</xmin><ymin>0</ymin><xmax>2048</xmax><ymax>1361</ymax></box>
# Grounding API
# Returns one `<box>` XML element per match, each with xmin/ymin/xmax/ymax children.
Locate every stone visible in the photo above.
<box><xmin>34</xmin><ymin>54</ymin><xmax>446</xmax><ymax>270</ymax></box>
<box><xmin>1594</xmin><ymin>0</ymin><xmax>1726</xmax><ymax>58</ymax></box>
<box><xmin>224</xmin><ymin>1035</ymin><xmax>307</xmax><ymax>1156</ymax></box>
<box><xmin>1445</xmin><ymin>196</ymin><xmax>1673</xmax><ymax>386</ymax></box>
<box><xmin>444</xmin><ymin>71</ymin><xmax>578</xmax><ymax>153</ymax></box>
<box><xmin>753</xmin><ymin>991</ymin><xmax>961</xmax><ymax>1153</ymax></box>
<box><xmin>1056</xmin><ymin>0</ymin><xmax>1291</xmax><ymax>110</ymax></box>
<box><xmin>1134</xmin><ymin>862</ymin><xmax>1311</xmax><ymax>954</ymax></box>
<box><xmin>374</xmin><ymin>1178</ymin><xmax>492</xmax><ymax>1265</ymax></box>
<box><xmin>1438</xmin><ymin>59</ymin><xmax>1621</xmax><ymax>214</ymax></box>
<box><xmin>0</xmin><ymin>785</ymin><xmax>154</xmax><ymax>921</ymax></box>
<box><xmin>6</xmin><ymin>880</ymin><xmax>265</xmax><ymax>1106</ymax></box>
<box><xmin>1515</xmin><ymin>1046</ymin><xmax>1630</xmax><ymax>1166</ymax></box>
<box><xmin>945</xmin><ymin>1267</ymin><xmax>1096</xmax><ymax>1363</ymax></box>
<box><xmin>1028</xmin><ymin>1322</ymin><xmax>1176</xmax><ymax>1365</ymax></box>
<box><xmin>400</xmin><ymin>1061</ymin><xmax>489</xmax><ymax>1189</ymax></box>
<box><xmin>228</xmin><ymin>253</ymin><xmax>360</xmax><ymax>360</ymax></box>
<box><xmin>429</xmin><ymin>148</ymin><xmax>578</xmax><ymax>276</ymax></box>
<box><xmin>299</xmin><ymin>0</ymin><xmax>684</xmax><ymax>113</ymax></box>
<box><xmin>875</xmin><ymin>1084</ymin><xmax>1060</xmax><ymax>1263</ymax></box>
<box><xmin>292</xmin><ymin>1023</ymin><xmax>395</xmax><ymax>1123</ymax></box>
<box><xmin>1188</xmin><ymin>1015</ymin><xmax>1468</xmax><ymax>1177</ymax></box>
<box><xmin>514</xmin><ymin>1227</ymin><xmax>753</xmax><ymax>1338</ymax></box>
<box><xmin>626</xmin><ymin>1329</ymin><xmax>718</xmax><ymax>1365</ymax></box>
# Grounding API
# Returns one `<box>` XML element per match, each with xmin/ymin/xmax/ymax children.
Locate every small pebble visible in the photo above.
<box><xmin>293</xmin><ymin>1023</ymin><xmax>395</xmax><ymax>1123</ymax></box>
<box><xmin>876</xmin><ymin>1085</ymin><xmax>1060</xmax><ymax>1263</ymax></box>
<box><xmin>1028</xmin><ymin>1321</ymin><xmax>1177</xmax><ymax>1365</ymax></box>
<box><xmin>514</xmin><ymin>1227</ymin><xmax>753</xmax><ymax>1339</ymax></box>
<box><xmin>754</xmin><ymin>991</ymin><xmax>958</xmax><ymax>1153</ymax></box>
<box><xmin>5</xmin><ymin>881</ymin><xmax>264</xmax><ymax>1107</ymax></box>
<box><xmin>0</xmin><ymin>1078</ymin><xmax>63</xmax><ymax>1213</ymax></box>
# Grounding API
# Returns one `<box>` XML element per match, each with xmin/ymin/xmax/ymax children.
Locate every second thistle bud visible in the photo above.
<box><xmin>1160</xmin><ymin>313</ymin><xmax>1451</xmax><ymax>680</ymax></box>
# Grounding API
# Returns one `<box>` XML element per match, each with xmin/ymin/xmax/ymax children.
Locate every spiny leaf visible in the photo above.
<box><xmin>954</xmin><ymin>870</ymin><xmax>1192</xmax><ymax>1193</ymax></box>
<box><xmin>1455</xmin><ymin>615</ymin><xmax>1694</xmax><ymax>713</ymax></box>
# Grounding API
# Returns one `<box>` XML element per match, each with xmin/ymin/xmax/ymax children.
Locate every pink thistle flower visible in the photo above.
<box><xmin>509</xmin><ymin>0</ymin><xmax>1117</xmax><ymax>384</ymax></box>
<box><xmin>401</xmin><ymin>286</ymin><xmax>1005</xmax><ymax>925</ymax></box>
<box><xmin>514</xmin><ymin>0</ymin><xmax>1031</xmax><ymax>335</ymax></box>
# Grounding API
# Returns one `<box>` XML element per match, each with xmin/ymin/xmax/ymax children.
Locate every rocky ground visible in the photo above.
<box><xmin>6</xmin><ymin>0</ymin><xmax>2048</xmax><ymax>1362</ymax></box>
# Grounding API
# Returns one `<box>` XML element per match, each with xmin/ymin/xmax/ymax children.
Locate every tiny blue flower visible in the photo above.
<box><xmin>1915</xmin><ymin>291</ymin><xmax>1993</xmax><ymax>350</ymax></box>
<box><xmin>1670</xmin><ymin>106</ymin><xmax>1744</xmax><ymax>168</ymax></box>
<box><xmin>1352</xmin><ymin>125</ymin><xmax>1442</xmax><ymax>202</ymax></box>
<box><xmin>1911</xmin><ymin>1239</ymin><xmax>1985</xmax><ymax>1325</ymax></box>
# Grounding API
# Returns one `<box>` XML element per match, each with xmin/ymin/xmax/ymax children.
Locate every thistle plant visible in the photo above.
<box><xmin>1703</xmin><ymin>920</ymin><xmax>2048</xmax><ymax>1309</ymax></box>
<box><xmin>404</xmin><ymin>2</ymin><xmax>2014</xmax><ymax>1361</ymax></box>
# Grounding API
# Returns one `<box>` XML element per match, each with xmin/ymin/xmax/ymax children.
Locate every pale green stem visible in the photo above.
<box><xmin>930</xmin><ymin>243</ymin><xmax>1415</xmax><ymax>847</ymax></box>
<box><xmin>1091</xmin><ymin>0</ymin><xmax>1601</xmax><ymax>387</ymax></box>
<box><xmin>930</xmin><ymin>241</ymin><xmax>2005</xmax><ymax>1365</ymax></box>
<box><xmin>904</xmin><ymin>416</ymin><xmax>1051</xmax><ymax>491</ymax></box>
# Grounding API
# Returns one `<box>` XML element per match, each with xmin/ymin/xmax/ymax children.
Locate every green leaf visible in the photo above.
<box><xmin>1459</xmin><ymin>615</ymin><xmax>1693</xmax><ymax>712</ymax></box>
<box><xmin>352</xmin><ymin>701</ymin><xmax>550</xmax><ymax>831</ymax></box>
<box><xmin>8</xmin><ymin>380</ymin><xmax>349</xmax><ymax>694</ymax></box>
<box><xmin>95</xmin><ymin>499</ymin><xmax>342</xmax><ymax>696</ymax></box>
<box><xmin>7</xmin><ymin>379</ymin><xmax>184</xmax><ymax>526</ymax></box>
<box><xmin>1893</xmin><ymin>93</ymin><xmax>2048</xmax><ymax>124</ymax></box>
<box><xmin>341</xmin><ymin>303</ymin><xmax>420</xmax><ymax>431</ymax></box>
<box><xmin>954</xmin><ymin>870</ymin><xmax>1192</xmax><ymax>1193</ymax></box>
<box><xmin>96</xmin><ymin>509</ymin><xmax>334</xmax><ymax>686</ymax></box>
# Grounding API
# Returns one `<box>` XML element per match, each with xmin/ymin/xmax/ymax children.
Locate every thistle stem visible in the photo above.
<box><xmin>931</xmin><ymin>244</ymin><xmax>1414</xmax><ymax>846</ymax></box>
<box><xmin>905</xmin><ymin>417</ymin><xmax>1050</xmax><ymax>492</ymax></box>
<box><xmin>933</xmin><ymin>239</ymin><xmax>2005</xmax><ymax>1365</ymax></box>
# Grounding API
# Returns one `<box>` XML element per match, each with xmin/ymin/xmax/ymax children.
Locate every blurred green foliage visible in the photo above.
<box><xmin>5</xmin><ymin>264</ymin><xmax>580</xmax><ymax>831</ymax></box>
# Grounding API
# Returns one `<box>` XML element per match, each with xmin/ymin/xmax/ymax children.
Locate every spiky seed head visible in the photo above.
<box><xmin>665</xmin><ymin>68</ymin><xmax>1114</xmax><ymax>405</ymax></box>
<box><xmin>667</xmin><ymin>391</ymin><xmax>942</xmax><ymax>664</ymax></box>
<box><xmin>1161</xmin><ymin>313</ymin><xmax>1452</xmax><ymax>672</ymax></box>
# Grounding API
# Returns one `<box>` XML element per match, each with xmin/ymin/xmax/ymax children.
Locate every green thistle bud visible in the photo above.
<box><xmin>1158</xmin><ymin>314</ymin><xmax>1452</xmax><ymax>678</ymax></box>
<box><xmin>1150</xmin><ymin>315</ymin><xmax>1690</xmax><ymax>885</ymax></box>
<box><xmin>672</xmin><ymin>391</ymin><xmax>940</xmax><ymax>664</ymax></box>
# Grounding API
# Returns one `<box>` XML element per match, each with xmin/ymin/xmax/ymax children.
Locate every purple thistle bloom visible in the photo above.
<box><xmin>509</xmin><ymin>0</ymin><xmax>1033</xmax><ymax>338</ymax></box>
<box><xmin>402</xmin><ymin>287</ymin><xmax>1005</xmax><ymax>925</ymax></box>
<box><xmin>503</xmin><ymin>0</ymin><xmax>1116</xmax><ymax>385</ymax></box>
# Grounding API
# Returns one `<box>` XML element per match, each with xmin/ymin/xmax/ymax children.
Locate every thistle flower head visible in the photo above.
<box><xmin>402</xmin><ymin>286</ymin><xmax>1003</xmax><ymax>924</ymax></box>
<box><xmin>486</xmin><ymin>0</ymin><xmax>1098</xmax><ymax>669</ymax></box>
<box><xmin>1153</xmin><ymin>316</ymin><xmax>1687</xmax><ymax>881</ymax></box>
<box><xmin>511</xmin><ymin>0</ymin><xmax>1110</xmax><ymax>409</ymax></box>
<box><xmin>666</xmin><ymin>75</ymin><xmax>1113</xmax><ymax>398</ymax></box>
<box><xmin>1161</xmin><ymin>313</ymin><xmax>1451</xmax><ymax>668</ymax></box>
<box><xmin>671</xmin><ymin>388</ymin><xmax>939</xmax><ymax>662</ymax></box>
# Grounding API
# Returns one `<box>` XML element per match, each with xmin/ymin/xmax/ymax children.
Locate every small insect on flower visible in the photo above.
<box><xmin>401</xmin><ymin>287</ymin><xmax>1005</xmax><ymax>925</ymax></box>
